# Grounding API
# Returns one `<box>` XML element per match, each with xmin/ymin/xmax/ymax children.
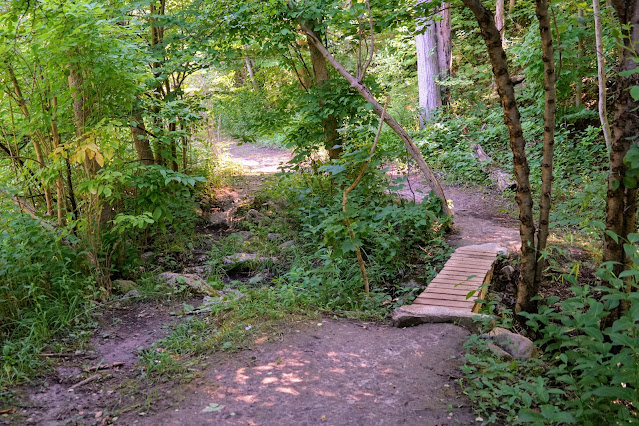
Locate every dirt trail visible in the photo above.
<box><xmin>5</xmin><ymin>141</ymin><xmax>520</xmax><ymax>425</ymax></box>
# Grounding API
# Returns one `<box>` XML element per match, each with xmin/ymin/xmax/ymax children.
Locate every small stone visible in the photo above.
<box><xmin>141</xmin><ymin>252</ymin><xmax>155</xmax><ymax>264</ymax></box>
<box><xmin>501</xmin><ymin>265</ymin><xmax>515</xmax><ymax>279</ymax></box>
<box><xmin>278</xmin><ymin>240</ymin><xmax>295</xmax><ymax>249</ymax></box>
<box><xmin>122</xmin><ymin>289</ymin><xmax>140</xmax><ymax>300</ymax></box>
<box><xmin>246</xmin><ymin>209</ymin><xmax>269</xmax><ymax>224</ymax></box>
<box><xmin>209</xmin><ymin>211</ymin><xmax>228</xmax><ymax>227</ymax></box>
<box><xmin>113</xmin><ymin>279</ymin><xmax>136</xmax><ymax>293</ymax></box>
<box><xmin>223</xmin><ymin>253</ymin><xmax>277</xmax><ymax>266</ymax></box>
<box><xmin>95</xmin><ymin>411</ymin><xmax>103</xmax><ymax>419</ymax></box>
<box><xmin>267</xmin><ymin>233</ymin><xmax>282</xmax><ymax>241</ymax></box>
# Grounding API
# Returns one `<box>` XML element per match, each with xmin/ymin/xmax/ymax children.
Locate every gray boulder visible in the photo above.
<box><xmin>480</xmin><ymin>327</ymin><xmax>537</xmax><ymax>359</ymax></box>
<box><xmin>157</xmin><ymin>272</ymin><xmax>216</xmax><ymax>296</ymax></box>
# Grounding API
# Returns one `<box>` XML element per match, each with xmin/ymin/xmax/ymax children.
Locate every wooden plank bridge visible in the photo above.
<box><xmin>411</xmin><ymin>246</ymin><xmax>500</xmax><ymax>313</ymax></box>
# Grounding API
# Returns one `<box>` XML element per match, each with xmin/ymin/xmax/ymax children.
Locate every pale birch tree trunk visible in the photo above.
<box><xmin>593</xmin><ymin>0</ymin><xmax>613</xmax><ymax>149</ymax></box>
<box><xmin>416</xmin><ymin>2</ymin><xmax>451</xmax><ymax>126</ymax></box>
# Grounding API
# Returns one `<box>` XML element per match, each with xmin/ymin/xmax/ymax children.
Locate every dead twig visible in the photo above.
<box><xmin>67</xmin><ymin>374</ymin><xmax>101</xmax><ymax>392</ymax></box>
<box><xmin>85</xmin><ymin>362</ymin><xmax>125</xmax><ymax>372</ymax></box>
<box><xmin>39</xmin><ymin>352</ymin><xmax>84</xmax><ymax>358</ymax></box>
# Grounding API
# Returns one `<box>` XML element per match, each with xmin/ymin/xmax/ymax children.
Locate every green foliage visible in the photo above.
<box><xmin>0</xmin><ymin>208</ymin><xmax>95</xmax><ymax>386</ymax></box>
<box><xmin>463</xmin><ymin>253</ymin><xmax>639</xmax><ymax>424</ymax></box>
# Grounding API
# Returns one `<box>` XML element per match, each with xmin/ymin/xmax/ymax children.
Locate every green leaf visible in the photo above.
<box><xmin>631</xmin><ymin>86</ymin><xmax>639</xmax><ymax>101</ymax></box>
<box><xmin>152</xmin><ymin>206</ymin><xmax>163</xmax><ymax>222</ymax></box>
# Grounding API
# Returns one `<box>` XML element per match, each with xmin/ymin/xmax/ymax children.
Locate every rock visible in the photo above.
<box><xmin>141</xmin><ymin>252</ymin><xmax>155</xmax><ymax>264</ymax></box>
<box><xmin>121</xmin><ymin>289</ymin><xmax>140</xmax><ymax>300</ymax></box>
<box><xmin>486</xmin><ymin>343</ymin><xmax>513</xmax><ymax>360</ymax></box>
<box><xmin>223</xmin><ymin>253</ymin><xmax>278</xmax><ymax>267</ymax></box>
<box><xmin>157</xmin><ymin>272</ymin><xmax>217</xmax><ymax>296</ymax></box>
<box><xmin>267</xmin><ymin>233</ymin><xmax>282</xmax><ymax>241</ymax></box>
<box><xmin>247</xmin><ymin>209</ymin><xmax>270</xmax><ymax>224</ymax></box>
<box><xmin>501</xmin><ymin>265</ymin><xmax>515</xmax><ymax>279</ymax></box>
<box><xmin>458</xmin><ymin>243</ymin><xmax>508</xmax><ymax>255</ymax></box>
<box><xmin>248</xmin><ymin>273</ymin><xmax>268</xmax><ymax>285</ymax></box>
<box><xmin>183</xmin><ymin>265</ymin><xmax>212</xmax><ymax>277</ymax></box>
<box><xmin>209</xmin><ymin>211</ymin><xmax>228</xmax><ymax>228</ymax></box>
<box><xmin>399</xmin><ymin>279</ymin><xmax>421</xmax><ymax>288</ymax></box>
<box><xmin>194</xmin><ymin>289</ymin><xmax>245</xmax><ymax>313</ymax></box>
<box><xmin>278</xmin><ymin>240</ymin><xmax>295</xmax><ymax>249</ymax></box>
<box><xmin>112</xmin><ymin>279</ymin><xmax>136</xmax><ymax>293</ymax></box>
<box><xmin>480</xmin><ymin>327</ymin><xmax>537</xmax><ymax>359</ymax></box>
<box><xmin>392</xmin><ymin>305</ymin><xmax>492</xmax><ymax>333</ymax></box>
<box><xmin>229</xmin><ymin>231</ymin><xmax>255</xmax><ymax>244</ymax></box>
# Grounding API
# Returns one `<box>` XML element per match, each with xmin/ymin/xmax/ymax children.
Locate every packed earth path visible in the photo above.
<box><xmin>5</xmin><ymin>141</ymin><xmax>521</xmax><ymax>426</ymax></box>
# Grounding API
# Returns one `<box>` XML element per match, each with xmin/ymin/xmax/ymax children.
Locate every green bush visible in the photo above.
<box><xmin>0</xmin><ymin>208</ymin><xmax>95</xmax><ymax>385</ymax></box>
<box><xmin>462</xmin><ymin>252</ymin><xmax>639</xmax><ymax>424</ymax></box>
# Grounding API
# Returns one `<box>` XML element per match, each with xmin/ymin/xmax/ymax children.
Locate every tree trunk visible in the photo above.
<box><xmin>436</xmin><ymin>3</ymin><xmax>452</xmax><ymax>104</ymax></box>
<box><xmin>603</xmin><ymin>0</ymin><xmax>639</xmax><ymax>325</ymax></box>
<box><xmin>416</xmin><ymin>19</ymin><xmax>441</xmax><ymax>125</ymax></box>
<box><xmin>306</xmin><ymin>30</ymin><xmax>342</xmax><ymax>160</ymax></box>
<box><xmin>244</xmin><ymin>54</ymin><xmax>259</xmax><ymax>91</ymax></box>
<box><xmin>130</xmin><ymin>113</ymin><xmax>155</xmax><ymax>165</ymax></box>
<box><xmin>495</xmin><ymin>0</ymin><xmax>506</xmax><ymax>47</ymax></box>
<box><xmin>68</xmin><ymin>65</ymin><xmax>101</xmax><ymax>176</ymax></box>
<box><xmin>461</xmin><ymin>0</ymin><xmax>537</xmax><ymax>313</ymax></box>
<box><xmin>531</xmin><ymin>0</ymin><xmax>557</xmax><ymax>310</ymax></box>
<box><xmin>6</xmin><ymin>61</ymin><xmax>54</xmax><ymax>215</ymax></box>
<box><xmin>594</xmin><ymin>0</ymin><xmax>614</xmax><ymax>150</ymax></box>
<box><xmin>576</xmin><ymin>8</ymin><xmax>584</xmax><ymax>107</ymax></box>
<box><xmin>301</xmin><ymin>23</ymin><xmax>452</xmax><ymax>217</ymax></box>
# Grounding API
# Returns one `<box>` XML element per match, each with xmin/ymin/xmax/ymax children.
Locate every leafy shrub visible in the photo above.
<box><xmin>462</xmin><ymin>253</ymin><xmax>639</xmax><ymax>424</ymax></box>
<box><xmin>0</xmin><ymin>208</ymin><xmax>95</xmax><ymax>385</ymax></box>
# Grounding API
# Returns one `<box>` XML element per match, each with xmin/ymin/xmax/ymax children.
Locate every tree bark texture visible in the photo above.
<box><xmin>306</xmin><ymin>30</ymin><xmax>342</xmax><ymax>160</ymax></box>
<box><xmin>301</xmin><ymin>23</ymin><xmax>452</xmax><ymax>217</ymax></box>
<box><xmin>603</xmin><ymin>0</ymin><xmax>639</xmax><ymax>324</ymax></box>
<box><xmin>130</xmin><ymin>114</ymin><xmax>155</xmax><ymax>165</ymax></box>
<box><xmin>68</xmin><ymin>65</ymin><xmax>101</xmax><ymax>177</ymax></box>
<box><xmin>461</xmin><ymin>0</ymin><xmax>537</xmax><ymax>313</ymax></box>
<box><xmin>531</xmin><ymin>0</ymin><xmax>557</xmax><ymax>311</ymax></box>
<box><xmin>416</xmin><ymin>21</ymin><xmax>441</xmax><ymax>124</ymax></box>
<box><xmin>416</xmin><ymin>1</ymin><xmax>451</xmax><ymax>125</ymax></box>
<box><xmin>495</xmin><ymin>0</ymin><xmax>506</xmax><ymax>46</ymax></box>
<box><xmin>594</xmin><ymin>0</ymin><xmax>614</xmax><ymax>149</ymax></box>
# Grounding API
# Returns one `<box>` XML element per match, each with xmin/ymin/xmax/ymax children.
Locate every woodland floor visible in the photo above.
<box><xmin>3</xmin><ymin>141</ymin><xmax>521</xmax><ymax>425</ymax></box>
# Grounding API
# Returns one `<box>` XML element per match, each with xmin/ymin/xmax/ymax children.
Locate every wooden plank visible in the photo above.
<box><xmin>413</xmin><ymin>299</ymin><xmax>475</xmax><ymax>309</ymax></box>
<box><xmin>428</xmin><ymin>278</ymin><xmax>484</xmax><ymax>286</ymax></box>
<box><xmin>439</xmin><ymin>265</ymin><xmax>493</xmax><ymax>273</ymax></box>
<box><xmin>443</xmin><ymin>259</ymin><xmax>496</xmax><ymax>267</ymax></box>
<box><xmin>436</xmin><ymin>271</ymin><xmax>485</xmax><ymax>279</ymax></box>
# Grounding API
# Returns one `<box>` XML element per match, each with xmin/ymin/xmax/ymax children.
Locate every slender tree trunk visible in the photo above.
<box><xmin>169</xmin><ymin>121</ymin><xmax>178</xmax><ymax>171</ymax></box>
<box><xmin>6</xmin><ymin>61</ymin><xmax>54</xmax><ymax>215</ymax></box>
<box><xmin>306</xmin><ymin>29</ymin><xmax>342</xmax><ymax>160</ymax></box>
<box><xmin>50</xmin><ymin>96</ymin><xmax>66</xmax><ymax>226</ymax></box>
<box><xmin>301</xmin><ymin>23</ymin><xmax>452</xmax><ymax>217</ymax></box>
<box><xmin>244</xmin><ymin>54</ymin><xmax>259</xmax><ymax>91</ymax></box>
<box><xmin>576</xmin><ymin>8</ymin><xmax>584</xmax><ymax>107</ymax></box>
<box><xmin>416</xmin><ymin>19</ymin><xmax>441</xmax><ymax>125</ymax></box>
<box><xmin>130</xmin><ymin>113</ymin><xmax>155</xmax><ymax>165</ymax></box>
<box><xmin>531</xmin><ymin>0</ymin><xmax>557</xmax><ymax>311</ymax></box>
<box><xmin>68</xmin><ymin>65</ymin><xmax>101</xmax><ymax>176</ymax></box>
<box><xmin>461</xmin><ymin>0</ymin><xmax>537</xmax><ymax>312</ymax></box>
<box><xmin>603</xmin><ymin>0</ymin><xmax>639</xmax><ymax>325</ymax></box>
<box><xmin>436</xmin><ymin>3</ymin><xmax>452</xmax><ymax>104</ymax></box>
<box><xmin>495</xmin><ymin>0</ymin><xmax>506</xmax><ymax>46</ymax></box>
<box><xmin>509</xmin><ymin>0</ymin><xmax>516</xmax><ymax>14</ymax></box>
<box><xmin>593</xmin><ymin>0</ymin><xmax>614</xmax><ymax>149</ymax></box>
